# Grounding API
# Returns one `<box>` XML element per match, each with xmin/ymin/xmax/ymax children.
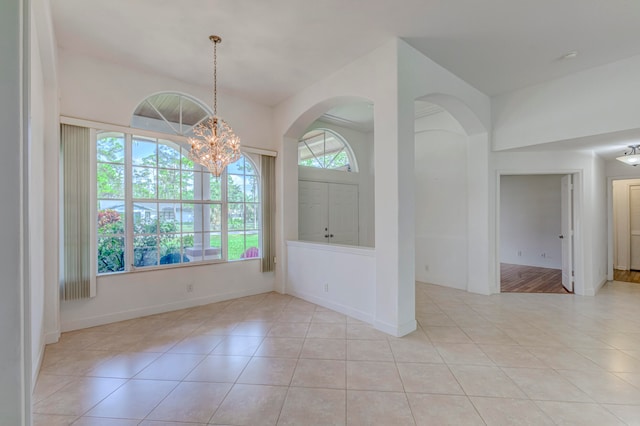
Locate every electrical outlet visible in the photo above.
<box><xmin>186</xmin><ymin>284</ymin><xmax>194</xmax><ymax>293</ymax></box>
<box><xmin>323</xmin><ymin>283</ymin><xmax>329</xmax><ymax>292</ymax></box>
<box><xmin>517</xmin><ymin>250</ymin><xmax>522</xmax><ymax>256</ymax></box>
<box><xmin>541</xmin><ymin>253</ymin><xmax>546</xmax><ymax>258</ymax></box>
<box><xmin>424</xmin><ymin>265</ymin><xmax>429</xmax><ymax>272</ymax></box>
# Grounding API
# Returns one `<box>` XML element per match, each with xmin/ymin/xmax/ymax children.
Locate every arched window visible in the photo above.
<box><xmin>298</xmin><ymin>129</ymin><xmax>358</xmax><ymax>172</ymax></box>
<box><xmin>131</xmin><ymin>92</ymin><xmax>211</xmax><ymax>136</ymax></box>
<box><xmin>96</xmin><ymin>93</ymin><xmax>260</xmax><ymax>274</ymax></box>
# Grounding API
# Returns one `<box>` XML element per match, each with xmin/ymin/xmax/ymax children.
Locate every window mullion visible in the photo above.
<box><xmin>125</xmin><ymin>133</ymin><xmax>134</xmax><ymax>271</ymax></box>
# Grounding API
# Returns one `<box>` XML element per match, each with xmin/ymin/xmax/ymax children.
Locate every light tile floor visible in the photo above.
<box><xmin>34</xmin><ymin>281</ymin><xmax>640</xmax><ymax>425</ymax></box>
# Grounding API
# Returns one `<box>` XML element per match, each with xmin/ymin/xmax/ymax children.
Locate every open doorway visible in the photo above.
<box><xmin>612</xmin><ymin>178</ymin><xmax>640</xmax><ymax>284</ymax></box>
<box><xmin>499</xmin><ymin>174</ymin><xmax>574</xmax><ymax>293</ymax></box>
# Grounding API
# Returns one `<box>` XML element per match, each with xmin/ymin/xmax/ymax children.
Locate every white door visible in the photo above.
<box><xmin>561</xmin><ymin>174</ymin><xmax>574</xmax><ymax>292</ymax></box>
<box><xmin>298</xmin><ymin>181</ymin><xmax>329</xmax><ymax>242</ymax></box>
<box><xmin>328</xmin><ymin>183</ymin><xmax>359</xmax><ymax>245</ymax></box>
<box><xmin>629</xmin><ymin>185</ymin><xmax>640</xmax><ymax>270</ymax></box>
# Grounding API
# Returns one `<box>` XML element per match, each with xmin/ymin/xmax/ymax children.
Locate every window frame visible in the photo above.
<box><xmin>95</xmin><ymin>125</ymin><xmax>262</xmax><ymax>275</ymax></box>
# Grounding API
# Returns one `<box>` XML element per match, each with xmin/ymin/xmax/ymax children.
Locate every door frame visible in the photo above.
<box><xmin>607</xmin><ymin>176</ymin><xmax>640</xmax><ymax>280</ymax></box>
<box><xmin>495</xmin><ymin>170</ymin><xmax>584</xmax><ymax>295</ymax></box>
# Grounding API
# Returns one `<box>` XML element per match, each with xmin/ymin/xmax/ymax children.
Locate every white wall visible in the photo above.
<box><xmin>299</xmin><ymin>120</ymin><xmax>375</xmax><ymax>247</ymax></box>
<box><xmin>57</xmin><ymin>49</ymin><xmax>277</xmax><ymax>331</ymax></box>
<box><xmin>493</xmin><ymin>54</ymin><xmax>640</xmax><ymax>151</ymax></box>
<box><xmin>414</xmin><ymin>110</ymin><xmax>468</xmax><ymax>289</ymax></box>
<box><xmin>499</xmin><ymin>175</ymin><xmax>562</xmax><ymax>269</ymax></box>
<box><xmin>287</xmin><ymin>241</ymin><xmax>375</xmax><ymax>323</ymax></box>
<box><xmin>0</xmin><ymin>0</ymin><xmax>29</xmax><ymax>423</ymax></box>
<box><xmin>59</xmin><ymin>49</ymin><xmax>276</xmax><ymax>151</ymax></box>
<box><xmin>29</xmin><ymin>7</ymin><xmax>46</xmax><ymax>385</ymax></box>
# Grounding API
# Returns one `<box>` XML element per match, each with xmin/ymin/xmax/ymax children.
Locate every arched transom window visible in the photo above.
<box><xmin>298</xmin><ymin>129</ymin><xmax>358</xmax><ymax>172</ymax></box>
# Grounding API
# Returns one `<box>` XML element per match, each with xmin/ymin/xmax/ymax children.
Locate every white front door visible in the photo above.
<box><xmin>298</xmin><ymin>180</ymin><xmax>329</xmax><ymax>242</ymax></box>
<box><xmin>561</xmin><ymin>174</ymin><xmax>574</xmax><ymax>293</ymax></box>
<box><xmin>298</xmin><ymin>181</ymin><xmax>359</xmax><ymax>245</ymax></box>
<box><xmin>328</xmin><ymin>183</ymin><xmax>359</xmax><ymax>245</ymax></box>
<box><xmin>629</xmin><ymin>185</ymin><xmax>640</xmax><ymax>270</ymax></box>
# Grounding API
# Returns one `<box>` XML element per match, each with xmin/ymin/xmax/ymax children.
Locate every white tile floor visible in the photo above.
<box><xmin>34</xmin><ymin>281</ymin><xmax>640</xmax><ymax>425</ymax></box>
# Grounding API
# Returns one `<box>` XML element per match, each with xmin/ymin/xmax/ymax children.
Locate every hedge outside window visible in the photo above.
<box><xmin>97</xmin><ymin>131</ymin><xmax>260</xmax><ymax>274</ymax></box>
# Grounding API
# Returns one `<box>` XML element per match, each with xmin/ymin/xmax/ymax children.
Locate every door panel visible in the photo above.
<box><xmin>328</xmin><ymin>183</ymin><xmax>359</xmax><ymax>245</ymax></box>
<box><xmin>561</xmin><ymin>174</ymin><xmax>573</xmax><ymax>292</ymax></box>
<box><xmin>298</xmin><ymin>181</ymin><xmax>329</xmax><ymax>242</ymax></box>
<box><xmin>630</xmin><ymin>185</ymin><xmax>640</xmax><ymax>270</ymax></box>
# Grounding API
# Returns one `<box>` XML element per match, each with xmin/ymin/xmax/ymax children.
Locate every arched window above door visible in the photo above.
<box><xmin>298</xmin><ymin>129</ymin><xmax>358</xmax><ymax>172</ymax></box>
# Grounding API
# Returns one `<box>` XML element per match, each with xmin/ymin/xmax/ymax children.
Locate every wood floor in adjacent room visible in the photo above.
<box><xmin>614</xmin><ymin>269</ymin><xmax>640</xmax><ymax>284</ymax></box>
<box><xmin>501</xmin><ymin>263</ymin><xmax>568</xmax><ymax>293</ymax></box>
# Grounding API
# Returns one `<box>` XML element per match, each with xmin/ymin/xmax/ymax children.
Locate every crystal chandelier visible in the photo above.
<box><xmin>188</xmin><ymin>35</ymin><xmax>240</xmax><ymax>177</ymax></box>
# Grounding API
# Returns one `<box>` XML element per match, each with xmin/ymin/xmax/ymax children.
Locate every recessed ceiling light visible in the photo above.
<box><xmin>561</xmin><ymin>51</ymin><xmax>578</xmax><ymax>60</ymax></box>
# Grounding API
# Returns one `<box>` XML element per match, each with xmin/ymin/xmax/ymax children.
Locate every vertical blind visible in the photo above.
<box><xmin>261</xmin><ymin>154</ymin><xmax>276</xmax><ymax>272</ymax></box>
<box><xmin>61</xmin><ymin>124</ymin><xmax>92</xmax><ymax>300</ymax></box>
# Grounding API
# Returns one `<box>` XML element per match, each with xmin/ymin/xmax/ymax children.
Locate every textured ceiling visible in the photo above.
<box><xmin>52</xmin><ymin>0</ymin><xmax>640</xmax><ymax>107</ymax></box>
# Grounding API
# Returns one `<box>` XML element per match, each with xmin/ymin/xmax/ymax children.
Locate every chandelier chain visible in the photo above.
<box><xmin>212</xmin><ymin>36</ymin><xmax>217</xmax><ymax>116</ymax></box>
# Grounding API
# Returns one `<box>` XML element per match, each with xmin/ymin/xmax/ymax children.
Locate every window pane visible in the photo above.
<box><xmin>182</xmin><ymin>233</ymin><xmax>198</xmax><ymax>261</ymax></box>
<box><xmin>158</xmin><ymin>169</ymin><xmax>180</xmax><ymax>199</ymax></box>
<box><xmin>228</xmin><ymin>203</ymin><xmax>244</xmax><ymax>230</ymax></box>
<box><xmin>226</xmin><ymin>156</ymin><xmax>245</xmax><ymax>174</ymax></box>
<box><xmin>134</xmin><ymin>235</ymin><xmax>158</xmax><ymax>267</ymax></box>
<box><xmin>181</xmin><ymin>147</ymin><xmax>194</xmax><ymax>170</ymax></box>
<box><xmin>132</xmin><ymin>137</ymin><xmax>157</xmax><ymax>166</ymax></box>
<box><xmin>158</xmin><ymin>142</ymin><xmax>181</xmax><ymax>169</ymax></box>
<box><xmin>97</xmin><ymin>204</ymin><xmax>125</xmax><ymax>235</ymax></box>
<box><xmin>205</xmin><ymin>204</ymin><xmax>222</xmax><ymax>231</ymax></box>
<box><xmin>208</xmin><ymin>173</ymin><xmax>222</xmax><ymax>201</ymax></box>
<box><xmin>159</xmin><ymin>233</ymin><xmax>182</xmax><ymax>263</ymax></box>
<box><xmin>97</xmin><ymin>237</ymin><xmax>125</xmax><ymax>273</ymax></box>
<box><xmin>181</xmin><ymin>171</ymin><xmax>195</xmax><ymax>200</ymax></box>
<box><xmin>133</xmin><ymin>202</ymin><xmax>158</xmax><ymax>234</ymax></box>
<box><xmin>244</xmin><ymin>231</ymin><xmax>260</xmax><ymax>259</ymax></box>
<box><xmin>228</xmin><ymin>231</ymin><xmax>245</xmax><ymax>261</ymax></box>
<box><xmin>227</xmin><ymin>174</ymin><xmax>244</xmax><ymax>202</ymax></box>
<box><xmin>132</xmin><ymin>166</ymin><xmax>157</xmax><ymax>199</ymax></box>
<box><xmin>206</xmin><ymin>232</ymin><xmax>222</xmax><ymax>261</ymax></box>
<box><xmin>181</xmin><ymin>203</ymin><xmax>195</xmax><ymax>232</ymax></box>
<box><xmin>245</xmin><ymin>176</ymin><xmax>259</xmax><ymax>202</ymax></box>
<box><xmin>245</xmin><ymin>203</ymin><xmax>259</xmax><ymax>230</ymax></box>
<box><xmin>97</xmin><ymin>163</ymin><xmax>125</xmax><ymax>199</ymax></box>
<box><xmin>159</xmin><ymin>203</ymin><xmax>180</xmax><ymax>233</ymax></box>
<box><xmin>97</xmin><ymin>134</ymin><xmax>124</xmax><ymax>163</ymax></box>
<box><xmin>244</xmin><ymin>159</ymin><xmax>256</xmax><ymax>175</ymax></box>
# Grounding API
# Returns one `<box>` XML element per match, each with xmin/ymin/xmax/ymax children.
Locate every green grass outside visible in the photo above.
<box><xmin>228</xmin><ymin>233</ymin><xmax>259</xmax><ymax>260</ymax></box>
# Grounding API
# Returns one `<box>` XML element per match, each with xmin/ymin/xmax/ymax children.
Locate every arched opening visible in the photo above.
<box><xmin>412</xmin><ymin>93</ymin><xmax>491</xmax><ymax>298</ymax></box>
<box><xmin>290</xmin><ymin>99</ymin><xmax>375</xmax><ymax>248</ymax></box>
<box><xmin>130</xmin><ymin>92</ymin><xmax>211</xmax><ymax>136</ymax></box>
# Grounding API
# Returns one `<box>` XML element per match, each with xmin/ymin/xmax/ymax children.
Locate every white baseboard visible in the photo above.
<box><xmin>61</xmin><ymin>286</ymin><xmax>271</xmax><ymax>332</ymax></box>
<box><xmin>374</xmin><ymin>319</ymin><xmax>417</xmax><ymax>337</ymax></box>
<box><xmin>286</xmin><ymin>289</ymin><xmax>374</xmax><ymax>325</ymax></box>
<box><xmin>32</xmin><ymin>342</ymin><xmax>45</xmax><ymax>388</ymax></box>
<box><xmin>44</xmin><ymin>330</ymin><xmax>60</xmax><ymax>344</ymax></box>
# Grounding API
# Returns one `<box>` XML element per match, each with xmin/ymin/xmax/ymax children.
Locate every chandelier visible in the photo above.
<box><xmin>616</xmin><ymin>145</ymin><xmax>640</xmax><ymax>166</ymax></box>
<box><xmin>188</xmin><ymin>35</ymin><xmax>241</xmax><ymax>177</ymax></box>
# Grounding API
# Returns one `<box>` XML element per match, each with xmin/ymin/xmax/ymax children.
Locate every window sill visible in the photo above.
<box><xmin>97</xmin><ymin>256</ymin><xmax>261</xmax><ymax>277</ymax></box>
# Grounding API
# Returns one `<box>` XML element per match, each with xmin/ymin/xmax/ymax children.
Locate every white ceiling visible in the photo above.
<box><xmin>52</xmin><ymin>0</ymin><xmax>640</xmax><ymax>107</ymax></box>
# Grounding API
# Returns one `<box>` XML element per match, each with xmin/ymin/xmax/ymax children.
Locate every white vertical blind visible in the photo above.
<box><xmin>61</xmin><ymin>124</ymin><xmax>92</xmax><ymax>299</ymax></box>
